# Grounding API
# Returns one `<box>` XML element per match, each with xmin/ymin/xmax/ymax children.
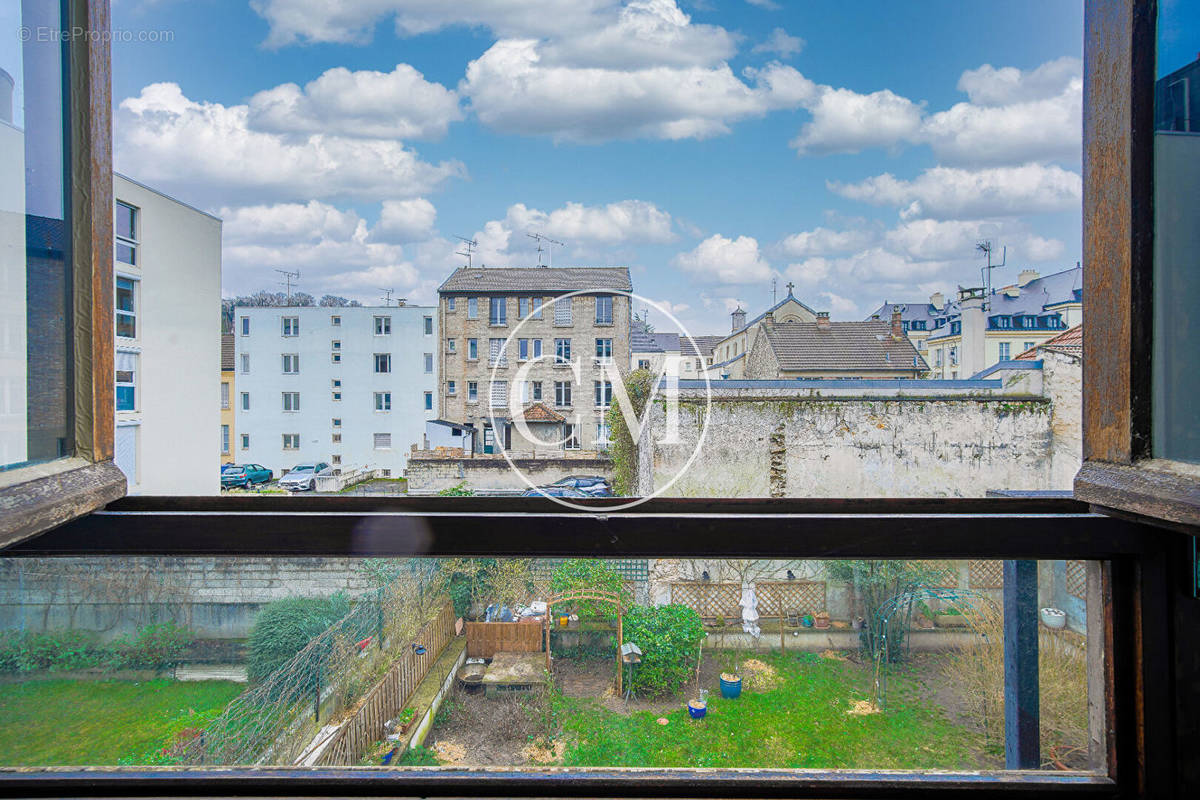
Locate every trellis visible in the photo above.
<box><xmin>756</xmin><ymin>581</ymin><xmax>826</xmax><ymax>618</ymax></box>
<box><xmin>530</xmin><ymin>559</ymin><xmax>648</xmax><ymax>599</ymax></box>
<box><xmin>543</xmin><ymin>589</ymin><xmax>624</xmax><ymax>693</ymax></box>
<box><xmin>969</xmin><ymin>559</ymin><xmax>1004</xmax><ymax>589</ymax></box>
<box><xmin>669</xmin><ymin>581</ymin><xmax>740</xmax><ymax>621</ymax></box>
<box><xmin>1066</xmin><ymin>560</ymin><xmax>1088</xmax><ymax>599</ymax></box>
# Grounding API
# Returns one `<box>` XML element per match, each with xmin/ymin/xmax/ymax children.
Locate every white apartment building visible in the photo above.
<box><xmin>113</xmin><ymin>173</ymin><xmax>221</xmax><ymax>494</ymax></box>
<box><xmin>234</xmin><ymin>305</ymin><xmax>437</xmax><ymax>477</ymax></box>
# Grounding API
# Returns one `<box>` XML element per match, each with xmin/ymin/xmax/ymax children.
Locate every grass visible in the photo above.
<box><xmin>0</xmin><ymin>678</ymin><xmax>242</xmax><ymax>766</ymax></box>
<box><xmin>554</xmin><ymin>652</ymin><xmax>980</xmax><ymax>769</ymax></box>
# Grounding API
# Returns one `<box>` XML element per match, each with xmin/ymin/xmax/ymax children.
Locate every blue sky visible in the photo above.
<box><xmin>106</xmin><ymin>0</ymin><xmax>1095</xmax><ymax>334</ymax></box>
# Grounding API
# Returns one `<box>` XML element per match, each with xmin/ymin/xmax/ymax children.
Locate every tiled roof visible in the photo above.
<box><xmin>631</xmin><ymin>332</ymin><xmax>680</xmax><ymax>352</ymax></box>
<box><xmin>764</xmin><ymin>321</ymin><xmax>928</xmax><ymax>372</ymax></box>
<box><xmin>439</xmin><ymin>266</ymin><xmax>632</xmax><ymax>293</ymax></box>
<box><xmin>518</xmin><ymin>402</ymin><xmax>566</xmax><ymax>423</ymax></box>
<box><xmin>680</xmin><ymin>335</ymin><xmax>723</xmax><ymax>357</ymax></box>
<box><xmin>1015</xmin><ymin>324</ymin><xmax>1083</xmax><ymax>360</ymax></box>
<box><xmin>221</xmin><ymin>333</ymin><xmax>235</xmax><ymax>371</ymax></box>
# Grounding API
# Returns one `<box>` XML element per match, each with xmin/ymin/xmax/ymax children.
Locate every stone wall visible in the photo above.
<box><xmin>642</xmin><ymin>384</ymin><xmax>1058</xmax><ymax>497</ymax></box>
<box><xmin>406</xmin><ymin>454</ymin><xmax>612</xmax><ymax>494</ymax></box>
<box><xmin>0</xmin><ymin>557</ymin><xmax>373</xmax><ymax>640</ymax></box>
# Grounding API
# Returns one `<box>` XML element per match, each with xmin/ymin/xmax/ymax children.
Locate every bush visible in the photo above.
<box><xmin>549</xmin><ymin>559</ymin><xmax>629</xmax><ymax>620</ymax></box>
<box><xmin>127</xmin><ymin>621</ymin><xmax>194</xmax><ymax>671</ymax></box>
<box><xmin>622</xmin><ymin>604</ymin><xmax>705</xmax><ymax>697</ymax></box>
<box><xmin>0</xmin><ymin>629</ymin><xmax>110</xmax><ymax>672</ymax></box>
<box><xmin>397</xmin><ymin>744</ymin><xmax>441</xmax><ymax>765</ymax></box>
<box><xmin>246</xmin><ymin>594</ymin><xmax>350</xmax><ymax>683</ymax></box>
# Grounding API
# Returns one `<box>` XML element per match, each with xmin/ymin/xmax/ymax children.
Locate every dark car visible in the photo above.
<box><xmin>521</xmin><ymin>486</ymin><xmax>589</xmax><ymax>498</ymax></box>
<box><xmin>549</xmin><ymin>475</ymin><xmax>613</xmax><ymax>496</ymax></box>
<box><xmin>221</xmin><ymin>464</ymin><xmax>273</xmax><ymax>489</ymax></box>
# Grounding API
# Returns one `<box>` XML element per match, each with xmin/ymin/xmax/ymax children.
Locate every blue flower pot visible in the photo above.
<box><xmin>687</xmin><ymin>700</ymin><xmax>707</xmax><ymax>719</ymax></box>
<box><xmin>719</xmin><ymin>675</ymin><xmax>742</xmax><ymax>699</ymax></box>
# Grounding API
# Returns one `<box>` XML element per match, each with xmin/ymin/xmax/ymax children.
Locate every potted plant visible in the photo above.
<box><xmin>397</xmin><ymin>707</ymin><xmax>416</xmax><ymax>734</ymax></box>
<box><xmin>814</xmin><ymin>611</ymin><xmax>831</xmax><ymax>629</ymax></box>
<box><xmin>800</xmin><ymin>613</ymin><xmax>814</xmax><ymax>628</ymax></box>
<box><xmin>687</xmin><ymin>698</ymin><xmax>707</xmax><ymax>719</ymax></box>
<box><xmin>718</xmin><ymin>651</ymin><xmax>742</xmax><ymax>699</ymax></box>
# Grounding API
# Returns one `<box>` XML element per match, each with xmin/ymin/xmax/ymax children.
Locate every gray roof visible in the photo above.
<box><xmin>631</xmin><ymin>332</ymin><xmax>680</xmax><ymax>353</ymax></box>
<box><xmin>764</xmin><ymin>321</ymin><xmax>928</xmax><ymax>372</ymax></box>
<box><xmin>439</xmin><ymin>266</ymin><xmax>632</xmax><ymax>293</ymax></box>
<box><xmin>680</xmin><ymin>335</ymin><xmax>724</xmax><ymax>357</ymax></box>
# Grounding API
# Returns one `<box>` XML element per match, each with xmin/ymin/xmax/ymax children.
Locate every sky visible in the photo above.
<box><xmin>103</xmin><ymin>0</ymin><xmax>1097</xmax><ymax>335</ymax></box>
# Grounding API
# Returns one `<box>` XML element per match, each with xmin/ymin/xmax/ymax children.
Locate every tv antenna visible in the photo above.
<box><xmin>976</xmin><ymin>241</ymin><xmax>1006</xmax><ymax>311</ymax></box>
<box><xmin>771</xmin><ymin>277</ymin><xmax>778</xmax><ymax>306</ymax></box>
<box><xmin>455</xmin><ymin>236</ymin><xmax>478</xmax><ymax>269</ymax></box>
<box><xmin>527</xmin><ymin>232</ymin><xmax>564</xmax><ymax>267</ymax></box>
<box><xmin>380</xmin><ymin>288</ymin><xmax>406</xmax><ymax>307</ymax></box>
<box><xmin>275</xmin><ymin>268</ymin><xmax>300</xmax><ymax>305</ymax></box>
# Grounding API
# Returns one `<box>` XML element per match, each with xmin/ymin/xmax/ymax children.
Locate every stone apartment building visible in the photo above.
<box><xmin>437</xmin><ymin>266</ymin><xmax>632</xmax><ymax>454</ymax></box>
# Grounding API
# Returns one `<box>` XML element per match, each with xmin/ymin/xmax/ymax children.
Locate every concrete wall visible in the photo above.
<box><xmin>643</xmin><ymin>385</ymin><xmax>1057</xmax><ymax>497</ymax></box>
<box><xmin>0</xmin><ymin>557</ymin><xmax>375</xmax><ymax>640</ymax></box>
<box><xmin>406</xmin><ymin>454</ymin><xmax>611</xmax><ymax>494</ymax></box>
<box><xmin>114</xmin><ymin>174</ymin><xmax>222</xmax><ymax>494</ymax></box>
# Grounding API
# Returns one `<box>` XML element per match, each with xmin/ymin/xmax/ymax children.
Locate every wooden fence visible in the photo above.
<box><xmin>465</xmin><ymin>620</ymin><xmax>544</xmax><ymax>658</ymax></box>
<box><xmin>669</xmin><ymin>582</ymin><xmax>741</xmax><ymax>621</ymax></box>
<box><xmin>756</xmin><ymin>581</ymin><xmax>826</xmax><ymax>617</ymax></box>
<box><xmin>315</xmin><ymin>600</ymin><xmax>456</xmax><ymax>766</ymax></box>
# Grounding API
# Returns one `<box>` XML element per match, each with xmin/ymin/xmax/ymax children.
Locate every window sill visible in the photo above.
<box><xmin>0</xmin><ymin>458</ymin><xmax>126</xmax><ymax>549</ymax></box>
<box><xmin>1075</xmin><ymin>459</ymin><xmax>1200</xmax><ymax>529</ymax></box>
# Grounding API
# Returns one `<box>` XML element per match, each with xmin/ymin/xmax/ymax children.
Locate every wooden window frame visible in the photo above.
<box><xmin>0</xmin><ymin>0</ymin><xmax>125</xmax><ymax>550</ymax></box>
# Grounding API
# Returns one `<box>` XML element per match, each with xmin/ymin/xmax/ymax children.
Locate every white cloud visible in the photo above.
<box><xmin>779</xmin><ymin>226</ymin><xmax>877</xmax><ymax>258</ymax></box>
<box><xmin>116</xmin><ymin>83</ymin><xmax>464</xmax><ymax>205</ymax></box>
<box><xmin>672</xmin><ymin>234</ymin><xmax>771</xmax><ymax>284</ymax></box>
<box><xmin>251</xmin><ymin>0</ymin><xmax>615</xmax><ymax>48</ymax></box>
<box><xmin>220</xmin><ymin>200</ymin><xmax>364</xmax><ymax>245</ymax></box>
<box><xmin>828</xmin><ymin>164</ymin><xmax>1082</xmax><ymax>220</ymax></box>
<box><xmin>247</xmin><ymin>64</ymin><xmax>462</xmax><ymax>140</ymax></box>
<box><xmin>503</xmin><ymin>200</ymin><xmax>676</xmax><ymax>244</ymax></box>
<box><xmin>789</xmin><ymin>86</ymin><xmax>923</xmax><ymax>155</ymax></box>
<box><xmin>371</xmin><ymin>198</ymin><xmax>438</xmax><ymax>243</ymax></box>
<box><xmin>745</xmin><ymin>0</ymin><xmax>780</xmax><ymax>9</ymax></box>
<box><xmin>820</xmin><ymin>291</ymin><xmax>860</xmax><ymax>318</ymax></box>
<box><xmin>751</xmin><ymin>27</ymin><xmax>804</xmax><ymax>59</ymax></box>
<box><xmin>884</xmin><ymin>219</ymin><xmax>1064</xmax><ymax>262</ymax></box>
<box><xmin>462</xmin><ymin>41</ymin><xmax>813</xmax><ymax>142</ymax></box>
<box><xmin>957</xmin><ymin>57</ymin><xmax>1082</xmax><ymax>106</ymax></box>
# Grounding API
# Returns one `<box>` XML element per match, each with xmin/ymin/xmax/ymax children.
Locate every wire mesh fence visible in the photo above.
<box><xmin>172</xmin><ymin>561</ymin><xmax>449</xmax><ymax>766</ymax></box>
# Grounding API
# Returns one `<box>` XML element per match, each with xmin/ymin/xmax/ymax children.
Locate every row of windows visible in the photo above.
<box><xmin>238</xmin><ymin>315</ymin><xmax>435</xmax><ymax>337</ymax></box>
<box><xmin>989</xmin><ymin>314</ymin><xmax>1067</xmax><ymax>331</ymax></box>
<box><xmin>451</xmin><ymin>379</ymin><xmax>612</xmax><ymax>409</ymax></box>
<box><xmin>446</xmin><ymin>294</ymin><xmax>614</xmax><ymax>326</ymax></box>
<box><xmin>237</xmin><ymin>391</ymin><xmax>434</xmax><ymax>412</ymax></box>
<box><xmin>449</xmin><ymin>337</ymin><xmax>614</xmax><ymax>365</ymax></box>
<box><xmin>238</xmin><ymin>353</ymin><xmax>433</xmax><ymax>374</ymax></box>
<box><xmin>269</xmin><ymin>432</ymin><xmax>395</xmax><ymax>451</ymax></box>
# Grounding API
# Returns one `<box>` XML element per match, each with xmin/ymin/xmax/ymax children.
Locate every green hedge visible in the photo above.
<box><xmin>0</xmin><ymin>621</ymin><xmax>194</xmax><ymax>674</ymax></box>
<box><xmin>246</xmin><ymin>594</ymin><xmax>350</xmax><ymax>684</ymax></box>
<box><xmin>622</xmin><ymin>604</ymin><xmax>705</xmax><ymax>697</ymax></box>
<box><xmin>549</xmin><ymin>559</ymin><xmax>629</xmax><ymax>620</ymax></box>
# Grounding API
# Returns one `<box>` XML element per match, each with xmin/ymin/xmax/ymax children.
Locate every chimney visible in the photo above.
<box><xmin>1018</xmin><ymin>269</ymin><xmax>1039</xmax><ymax>286</ymax></box>
<box><xmin>731</xmin><ymin>306</ymin><xmax>746</xmax><ymax>333</ymax></box>
<box><xmin>890</xmin><ymin>308</ymin><xmax>904</xmax><ymax>339</ymax></box>
<box><xmin>816</xmin><ymin>311</ymin><xmax>831</xmax><ymax>330</ymax></box>
<box><xmin>929</xmin><ymin>291</ymin><xmax>944</xmax><ymax>309</ymax></box>
<box><xmin>763</xmin><ymin>309</ymin><xmax>775</xmax><ymax>328</ymax></box>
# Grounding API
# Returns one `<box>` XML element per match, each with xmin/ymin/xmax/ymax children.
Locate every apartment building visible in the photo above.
<box><xmin>113</xmin><ymin>173</ymin><xmax>221</xmax><ymax>494</ymax></box>
<box><xmin>234</xmin><ymin>305</ymin><xmax>437</xmax><ymax>476</ymax></box>
<box><xmin>437</xmin><ymin>267</ymin><xmax>632</xmax><ymax>454</ymax></box>
<box><xmin>868</xmin><ymin>266</ymin><xmax>1083</xmax><ymax>379</ymax></box>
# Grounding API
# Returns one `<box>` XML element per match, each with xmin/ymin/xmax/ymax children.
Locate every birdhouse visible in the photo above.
<box><xmin>620</xmin><ymin>642</ymin><xmax>643</xmax><ymax>664</ymax></box>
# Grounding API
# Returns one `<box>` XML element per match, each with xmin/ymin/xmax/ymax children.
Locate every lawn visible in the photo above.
<box><xmin>0</xmin><ymin>679</ymin><xmax>242</xmax><ymax>766</ymax></box>
<box><xmin>554</xmin><ymin>652</ymin><xmax>981</xmax><ymax>769</ymax></box>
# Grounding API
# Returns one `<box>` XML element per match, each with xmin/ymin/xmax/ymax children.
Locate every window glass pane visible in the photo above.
<box><xmin>0</xmin><ymin>1</ymin><xmax>71</xmax><ymax>471</ymax></box>
<box><xmin>1153</xmin><ymin>3</ymin><xmax>1200</xmax><ymax>463</ymax></box>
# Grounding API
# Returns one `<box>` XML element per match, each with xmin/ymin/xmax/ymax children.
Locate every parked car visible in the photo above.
<box><xmin>521</xmin><ymin>486</ymin><xmax>589</xmax><ymax>498</ymax></box>
<box><xmin>220</xmin><ymin>464</ymin><xmax>273</xmax><ymax>489</ymax></box>
<box><xmin>548</xmin><ymin>475</ymin><xmax>612</xmax><ymax>496</ymax></box>
<box><xmin>279</xmin><ymin>462</ymin><xmax>331</xmax><ymax>492</ymax></box>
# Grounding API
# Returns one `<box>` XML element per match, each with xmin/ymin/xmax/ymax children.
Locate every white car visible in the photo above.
<box><xmin>279</xmin><ymin>462</ymin><xmax>331</xmax><ymax>492</ymax></box>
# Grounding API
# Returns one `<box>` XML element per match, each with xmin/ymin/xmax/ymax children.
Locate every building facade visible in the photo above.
<box><xmin>233</xmin><ymin>305</ymin><xmax>437</xmax><ymax>478</ymax></box>
<box><xmin>437</xmin><ymin>267</ymin><xmax>632</xmax><ymax>454</ymax></box>
<box><xmin>220</xmin><ymin>333</ymin><xmax>235</xmax><ymax>465</ymax></box>
<box><xmin>706</xmin><ymin>287</ymin><xmax>818</xmax><ymax>379</ymax></box>
<box><xmin>113</xmin><ymin>173</ymin><xmax>221</xmax><ymax>494</ymax></box>
<box><xmin>868</xmin><ymin>266</ymin><xmax>1083</xmax><ymax>379</ymax></box>
<box><xmin>742</xmin><ymin>310</ymin><xmax>927</xmax><ymax>380</ymax></box>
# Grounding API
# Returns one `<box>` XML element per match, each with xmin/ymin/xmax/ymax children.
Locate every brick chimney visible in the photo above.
<box><xmin>890</xmin><ymin>308</ymin><xmax>904</xmax><ymax>339</ymax></box>
<box><xmin>816</xmin><ymin>311</ymin><xmax>831</xmax><ymax>330</ymax></box>
<box><xmin>1018</xmin><ymin>269</ymin><xmax>1039</xmax><ymax>286</ymax></box>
